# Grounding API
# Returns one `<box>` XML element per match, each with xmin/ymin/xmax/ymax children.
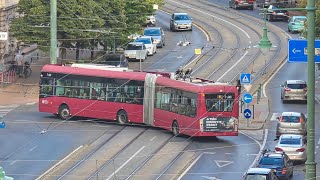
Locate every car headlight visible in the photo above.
<box><xmin>154</xmin><ymin>39</ymin><xmax>161</xmax><ymax>43</ymax></box>
<box><xmin>174</xmin><ymin>22</ymin><xmax>178</xmax><ymax>25</ymax></box>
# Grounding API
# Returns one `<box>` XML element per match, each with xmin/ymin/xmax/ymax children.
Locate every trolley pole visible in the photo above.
<box><xmin>306</xmin><ymin>0</ymin><xmax>317</xmax><ymax>177</ymax></box>
<box><xmin>50</xmin><ymin>0</ymin><xmax>57</xmax><ymax>64</ymax></box>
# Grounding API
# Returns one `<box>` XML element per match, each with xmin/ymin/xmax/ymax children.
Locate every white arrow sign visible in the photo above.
<box><xmin>245</xmin><ymin>112</ymin><xmax>251</xmax><ymax>116</ymax></box>
<box><xmin>244</xmin><ymin>96</ymin><xmax>252</xmax><ymax>101</ymax></box>
<box><xmin>292</xmin><ymin>48</ymin><xmax>302</xmax><ymax>54</ymax></box>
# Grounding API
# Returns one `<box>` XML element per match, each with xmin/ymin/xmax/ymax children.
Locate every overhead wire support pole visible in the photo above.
<box><xmin>306</xmin><ymin>0</ymin><xmax>317</xmax><ymax>177</ymax></box>
<box><xmin>50</xmin><ymin>0</ymin><xmax>57</xmax><ymax>64</ymax></box>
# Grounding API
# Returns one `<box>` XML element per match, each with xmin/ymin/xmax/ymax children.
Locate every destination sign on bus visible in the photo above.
<box><xmin>201</xmin><ymin>117</ymin><xmax>235</xmax><ymax>132</ymax></box>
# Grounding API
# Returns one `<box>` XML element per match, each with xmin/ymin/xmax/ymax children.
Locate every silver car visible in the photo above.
<box><xmin>124</xmin><ymin>42</ymin><xmax>148</xmax><ymax>61</ymax></box>
<box><xmin>170</xmin><ymin>13</ymin><xmax>192</xmax><ymax>31</ymax></box>
<box><xmin>275</xmin><ymin>134</ymin><xmax>307</xmax><ymax>162</ymax></box>
<box><xmin>280</xmin><ymin>80</ymin><xmax>307</xmax><ymax>103</ymax></box>
<box><xmin>276</xmin><ymin>112</ymin><xmax>307</xmax><ymax>139</ymax></box>
<box><xmin>143</xmin><ymin>27</ymin><xmax>165</xmax><ymax>48</ymax></box>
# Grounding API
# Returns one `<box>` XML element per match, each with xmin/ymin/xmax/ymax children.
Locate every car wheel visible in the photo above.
<box><xmin>288</xmin><ymin>27</ymin><xmax>291</xmax><ymax>33</ymax></box>
<box><xmin>117</xmin><ymin>110</ymin><xmax>128</xmax><ymax>125</ymax></box>
<box><xmin>249</xmin><ymin>5</ymin><xmax>253</xmax><ymax>10</ymax></box>
<box><xmin>172</xmin><ymin>121</ymin><xmax>180</xmax><ymax>136</ymax></box>
<box><xmin>59</xmin><ymin>104</ymin><xmax>70</xmax><ymax>120</ymax></box>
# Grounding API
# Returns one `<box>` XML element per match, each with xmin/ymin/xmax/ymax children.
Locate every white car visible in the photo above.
<box><xmin>134</xmin><ymin>36</ymin><xmax>157</xmax><ymax>56</ymax></box>
<box><xmin>124</xmin><ymin>42</ymin><xmax>148</xmax><ymax>61</ymax></box>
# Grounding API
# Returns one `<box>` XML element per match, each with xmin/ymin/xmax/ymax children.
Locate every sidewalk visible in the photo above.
<box><xmin>0</xmin><ymin>53</ymin><xmax>49</xmax><ymax>106</ymax></box>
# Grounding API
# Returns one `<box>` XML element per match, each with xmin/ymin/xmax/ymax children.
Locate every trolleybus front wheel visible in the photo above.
<box><xmin>59</xmin><ymin>104</ymin><xmax>70</xmax><ymax>120</ymax></box>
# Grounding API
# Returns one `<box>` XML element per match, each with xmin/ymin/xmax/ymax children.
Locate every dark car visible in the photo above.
<box><xmin>243</xmin><ymin>168</ymin><xmax>279</xmax><ymax>180</ymax></box>
<box><xmin>266</xmin><ymin>5</ymin><xmax>289</xmax><ymax>21</ymax></box>
<box><xmin>257</xmin><ymin>150</ymin><xmax>293</xmax><ymax>180</ymax></box>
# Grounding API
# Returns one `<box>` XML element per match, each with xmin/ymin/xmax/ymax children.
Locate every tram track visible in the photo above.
<box><xmin>164</xmin><ymin>0</ymin><xmax>287</xmax><ymax>86</ymax></box>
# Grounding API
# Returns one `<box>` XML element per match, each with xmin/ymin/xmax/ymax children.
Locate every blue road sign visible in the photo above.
<box><xmin>240</xmin><ymin>73</ymin><xmax>251</xmax><ymax>84</ymax></box>
<box><xmin>0</xmin><ymin>122</ymin><xmax>5</xmax><ymax>128</ymax></box>
<box><xmin>288</xmin><ymin>39</ymin><xmax>320</xmax><ymax>63</ymax></box>
<box><xmin>244</xmin><ymin>109</ymin><xmax>252</xmax><ymax>119</ymax></box>
<box><xmin>243</xmin><ymin>93</ymin><xmax>253</xmax><ymax>104</ymax></box>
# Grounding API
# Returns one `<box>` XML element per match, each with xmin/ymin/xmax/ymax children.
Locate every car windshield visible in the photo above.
<box><xmin>135</xmin><ymin>38</ymin><xmax>151</xmax><ymax>44</ymax></box>
<box><xmin>144</xmin><ymin>29</ymin><xmax>161</xmax><ymax>36</ymax></box>
<box><xmin>281</xmin><ymin>115</ymin><xmax>301</xmax><ymax>123</ymax></box>
<box><xmin>205</xmin><ymin>93</ymin><xmax>234</xmax><ymax>112</ymax></box>
<box><xmin>280</xmin><ymin>138</ymin><xmax>301</xmax><ymax>145</ymax></box>
<box><xmin>245</xmin><ymin>175</ymin><xmax>267</xmax><ymax>180</ymax></box>
<box><xmin>287</xmin><ymin>83</ymin><xmax>306</xmax><ymax>89</ymax></box>
<box><xmin>174</xmin><ymin>15</ymin><xmax>190</xmax><ymax>20</ymax></box>
<box><xmin>126</xmin><ymin>44</ymin><xmax>143</xmax><ymax>50</ymax></box>
<box><xmin>294</xmin><ymin>18</ymin><xmax>307</xmax><ymax>23</ymax></box>
<box><xmin>259</xmin><ymin>157</ymin><xmax>283</xmax><ymax>166</ymax></box>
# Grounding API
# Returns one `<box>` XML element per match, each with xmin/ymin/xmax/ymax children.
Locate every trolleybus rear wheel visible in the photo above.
<box><xmin>172</xmin><ymin>121</ymin><xmax>180</xmax><ymax>136</ymax></box>
<box><xmin>59</xmin><ymin>104</ymin><xmax>70</xmax><ymax>120</ymax></box>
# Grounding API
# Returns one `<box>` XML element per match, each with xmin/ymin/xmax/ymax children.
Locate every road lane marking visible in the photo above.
<box><xmin>177</xmin><ymin>153</ymin><xmax>203</xmax><ymax>180</ymax></box>
<box><xmin>241</xmin><ymin>129</ymin><xmax>268</xmax><ymax>169</ymax></box>
<box><xmin>214</xmin><ymin>160</ymin><xmax>233</xmax><ymax>168</ymax></box>
<box><xmin>9</xmin><ymin>160</ymin><xmax>17</xmax><ymax>165</ymax></box>
<box><xmin>150</xmin><ymin>136</ymin><xmax>157</xmax><ymax>141</ymax></box>
<box><xmin>224</xmin><ymin>153</ymin><xmax>232</xmax><ymax>155</ymax></box>
<box><xmin>106</xmin><ymin>146</ymin><xmax>145</xmax><ymax>180</ymax></box>
<box><xmin>203</xmin><ymin>152</ymin><xmax>216</xmax><ymax>155</ymax></box>
<box><xmin>247</xmin><ymin>154</ymin><xmax>259</xmax><ymax>156</ymax></box>
<box><xmin>29</xmin><ymin>145</ymin><xmax>38</xmax><ymax>152</ymax></box>
<box><xmin>36</xmin><ymin>145</ymin><xmax>83</xmax><ymax>180</ymax></box>
<box><xmin>217</xmin><ymin>51</ymin><xmax>249</xmax><ymax>81</ymax></box>
<box><xmin>270</xmin><ymin>113</ymin><xmax>281</xmax><ymax>121</ymax></box>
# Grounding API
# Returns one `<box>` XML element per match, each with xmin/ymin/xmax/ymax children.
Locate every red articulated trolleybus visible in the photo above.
<box><xmin>39</xmin><ymin>64</ymin><xmax>239</xmax><ymax>137</ymax></box>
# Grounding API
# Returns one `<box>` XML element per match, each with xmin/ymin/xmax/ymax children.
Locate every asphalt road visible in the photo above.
<box><xmin>0</xmin><ymin>9</ymin><xmax>208</xmax><ymax>180</ymax></box>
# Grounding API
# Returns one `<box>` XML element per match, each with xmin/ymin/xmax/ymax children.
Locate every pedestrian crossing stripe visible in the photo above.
<box><xmin>0</xmin><ymin>105</ymin><xmax>19</xmax><ymax>117</ymax></box>
<box><xmin>270</xmin><ymin>113</ymin><xmax>281</xmax><ymax>121</ymax></box>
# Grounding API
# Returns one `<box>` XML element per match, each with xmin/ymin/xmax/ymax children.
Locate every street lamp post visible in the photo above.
<box><xmin>258</xmin><ymin>9</ymin><xmax>272</xmax><ymax>75</ymax></box>
<box><xmin>50</xmin><ymin>0</ymin><xmax>57</xmax><ymax>64</ymax></box>
<box><xmin>306</xmin><ymin>0</ymin><xmax>317</xmax><ymax>177</ymax></box>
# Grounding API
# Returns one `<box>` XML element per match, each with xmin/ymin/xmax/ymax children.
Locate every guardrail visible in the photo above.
<box><xmin>0</xmin><ymin>69</ymin><xmax>16</xmax><ymax>88</ymax></box>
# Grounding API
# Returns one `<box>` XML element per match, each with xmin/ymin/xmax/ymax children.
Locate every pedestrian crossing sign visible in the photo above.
<box><xmin>240</xmin><ymin>73</ymin><xmax>251</xmax><ymax>84</ymax></box>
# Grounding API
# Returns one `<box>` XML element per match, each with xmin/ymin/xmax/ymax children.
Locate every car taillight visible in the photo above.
<box><xmin>273</xmin><ymin>12</ymin><xmax>276</xmax><ymax>15</ymax></box>
<box><xmin>299</xmin><ymin>117</ymin><xmax>303</xmax><ymax>123</ymax></box>
<box><xmin>284</xmin><ymin>87</ymin><xmax>291</xmax><ymax>92</ymax></box>
<box><xmin>285</xmin><ymin>12</ymin><xmax>289</xmax><ymax>15</ymax></box>
<box><xmin>296</xmin><ymin>148</ymin><xmax>305</xmax><ymax>152</ymax></box>
<box><xmin>282</xmin><ymin>167</ymin><xmax>287</xmax><ymax>174</ymax></box>
<box><xmin>275</xmin><ymin>147</ymin><xmax>283</xmax><ymax>151</ymax></box>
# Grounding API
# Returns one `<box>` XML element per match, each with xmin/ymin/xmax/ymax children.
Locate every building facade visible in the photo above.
<box><xmin>0</xmin><ymin>0</ymin><xmax>19</xmax><ymax>69</ymax></box>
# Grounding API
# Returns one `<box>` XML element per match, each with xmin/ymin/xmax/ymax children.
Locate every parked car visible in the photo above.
<box><xmin>242</xmin><ymin>168</ymin><xmax>279</xmax><ymax>180</ymax></box>
<box><xmin>288</xmin><ymin>16</ymin><xmax>307</xmax><ymax>33</ymax></box>
<box><xmin>134</xmin><ymin>36</ymin><xmax>157</xmax><ymax>56</ymax></box>
<box><xmin>124</xmin><ymin>42</ymin><xmax>148</xmax><ymax>61</ymax></box>
<box><xmin>280</xmin><ymin>80</ymin><xmax>307</xmax><ymax>103</ymax></box>
<box><xmin>257</xmin><ymin>150</ymin><xmax>294</xmax><ymax>180</ymax></box>
<box><xmin>170</xmin><ymin>13</ymin><xmax>192</xmax><ymax>31</ymax></box>
<box><xmin>229</xmin><ymin>0</ymin><xmax>254</xmax><ymax>10</ymax></box>
<box><xmin>266</xmin><ymin>5</ymin><xmax>289</xmax><ymax>21</ymax></box>
<box><xmin>276</xmin><ymin>112</ymin><xmax>307</xmax><ymax>139</ymax></box>
<box><xmin>275</xmin><ymin>134</ymin><xmax>307</xmax><ymax>163</ymax></box>
<box><xmin>146</xmin><ymin>15</ymin><xmax>156</xmax><ymax>26</ymax></box>
<box><xmin>143</xmin><ymin>27</ymin><xmax>165</xmax><ymax>48</ymax></box>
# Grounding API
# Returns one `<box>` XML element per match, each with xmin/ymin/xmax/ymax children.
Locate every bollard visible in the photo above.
<box><xmin>253</xmin><ymin>104</ymin><xmax>255</xmax><ymax>119</ymax></box>
<box><xmin>257</xmin><ymin>84</ymin><xmax>262</xmax><ymax>104</ymax></box>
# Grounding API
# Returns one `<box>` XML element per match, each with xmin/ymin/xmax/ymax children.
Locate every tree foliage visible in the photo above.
<box><xmin>10</xmin><ymin>0</ymin><xmax>164</xmax><ymax>60</ymax></box>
